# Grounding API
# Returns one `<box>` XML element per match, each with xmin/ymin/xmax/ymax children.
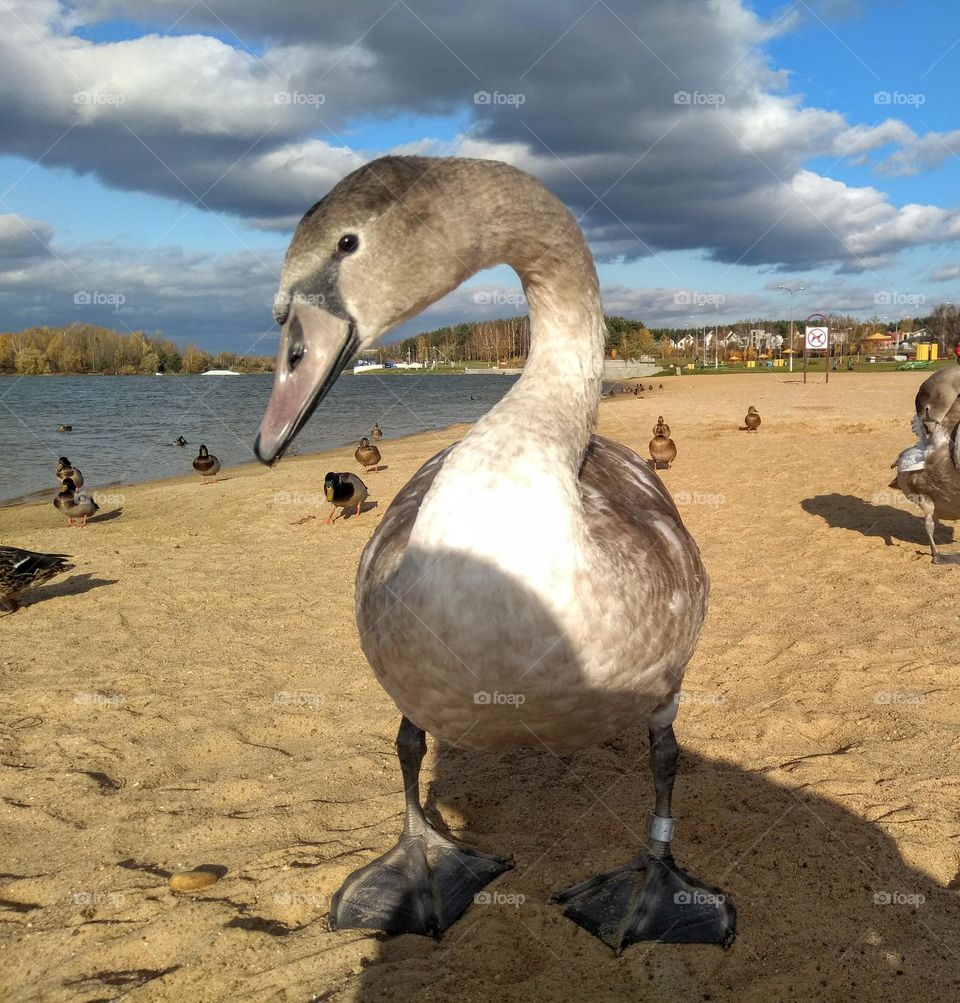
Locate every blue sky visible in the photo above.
<box><xmin>0</xmin><ymin>0</ymin><xmax>958</xmax><ymax>353</ymax></box>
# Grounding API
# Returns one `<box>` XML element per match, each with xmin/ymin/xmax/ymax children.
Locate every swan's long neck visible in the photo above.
<box><xmin>410</xmin><ymin>174</ymin><xmax>606</xmax><ymax>574</ymax></box>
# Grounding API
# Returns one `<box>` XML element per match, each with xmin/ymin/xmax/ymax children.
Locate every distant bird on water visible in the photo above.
<box><xmin>741</xmin><ymin>406</ymin><xmax>761</xmax><ymax>432</ymax></box>
<box><xmin>175</xmin><ymin>435</ymin><xmax>188</xmax><ymax>447</ymax></box>
<box><xmin>193</xmin><ymin>444</ymin><xmax>221</xmax><ymax>484</ymax></box>
<box><xmin>56</xmin><ymin>457</ymin><xmax>83</xmax><ymax>489</ymax></box>
<box><xmin>356</xmin><ymin>437</ymin><xmax>381</xmax><ymax>473</ymax></box>
<box><xmin>57</xmin><ymin>425</ymin><xmax>72</xmax><ymax>433</ymax></box>
<box><xmin>371</xmin><ymin>423</ymin><xmax>383</xmax><ymax>441</ymax></box>
<box><xmin>324</xmin><ymin>472</ymin><xmax>368</xmax><ymax>524</ymax></box>
<box><xmin>54</xmin><ymin>478</ymin><xmax>99</xmax><ymax>527</ymax></box>
<box><xmin>0</xmin><ymin>546</ymin><xmax>74</xmax><ymax>614</ymax></box>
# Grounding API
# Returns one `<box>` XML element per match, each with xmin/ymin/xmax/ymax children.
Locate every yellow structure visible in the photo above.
<box><xmin>917</xmin><ymin>343</ymin><xmax>929</xmax><ymax>361</ymax></box>
<box><xmin>773</xmin><ymin>358</ymin><xmax>784</xmax><ymax>367</ymax></box>
<box><xmin>931</xmin><ymin>343</ymin><xmax>939</xmax><ymax>360</ymax></box>
<box><xmin>746</xmin><ymin>360</ymin><xmax>756</xmax><ymax>368</ymax></box>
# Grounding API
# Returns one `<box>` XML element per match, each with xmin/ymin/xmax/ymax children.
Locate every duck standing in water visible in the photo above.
<box><xmin>355</xmin><ymin>437</ymin><xmax>381</xmax><ymax>473</ymax></box>
<box><xmin>324</xmin><ymin>472</ymin><xmax>368</xmax><ymax>524</ymax></box>
<box><xmin>741</xmin><ymin>406</ymin><xmax>761</xmax><ymax>432</ymax></box>
<box><xmin>649</xmin><ymin>417</ymin><xmax>677</xmax><ymax>470</ymax></box>
<box><xmin>0</xmin><ymin>546</ymin><xmax>74</xmax><ymax>614</ymax></box>
<box><xmin>192</xmin><ymin>444</ymin><xmax>221</xmax><ymax>484</ymax></box>
<box><xmin>54</xmin><ymin>478</ymin><xmax>98</xmax><ymax>527</ymax></box>
<box><xmin>56</xmin><ymin>457</ymin><xmax>83</xmax><ymax>489</ymax></box>
<box><xmin>254</xmin><ymin>156</ymin><xmax>734</xmax><ymax>950</ymax></box>
<box><xmin>371</xmin><ymin>422</ymin><xmax>383</xmax><ymax>441</ymax></box>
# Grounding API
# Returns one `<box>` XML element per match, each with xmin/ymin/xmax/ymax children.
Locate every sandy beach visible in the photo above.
<box><xmin>1</xmin><ymin>371</ymin><xmax>958</xmax><ymax>1002</ymax></box>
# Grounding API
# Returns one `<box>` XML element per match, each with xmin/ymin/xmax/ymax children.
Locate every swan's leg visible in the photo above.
<box><xmin>924</xmin><ymin>512</ymin><xmax>960</xmax><ymax>564</ymax></box>
<box><xmin>329</xmin><ymin>717</ymin><xmax>512</xmax><ymax>938</ymax></box>
<box><xmin>552</xmin><ymin>715</ymin><xmax>736</xmax><ymax>953</ymax></box>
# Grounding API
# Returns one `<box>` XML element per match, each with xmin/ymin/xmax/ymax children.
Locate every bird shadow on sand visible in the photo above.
<box><xmin>334</xmin><ymin>733</ymin><xmax>960</xmax><ymax>1002</ymax></box>
<box><xmin>27</xmin><ymin>572</ymin><xmax>118</xmax><ymax>608</ymax></box>
<box><xmin>87</xmin><ymin>507</ymin><xmax>124</xmax><ymax>524</ymax></box>
<box><xmin>801</xmin><ymin>493</ymin><xmax>953</xmax><ymax>549</ymax></box>
<box><xmin>340</xmin><ymin>501</ymin><xmax>378</xmax><ymax>521</ymax></box>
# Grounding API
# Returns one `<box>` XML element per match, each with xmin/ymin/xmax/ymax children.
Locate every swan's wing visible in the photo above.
<box><xmin>579</xmin><ymin>434</ymin><xmax>708</xmax><ymax>594</ymax></box>
<box><xmin>357</xmin><ymin>444</ymin><xmax>457</xmax><ymax>588</ymax></box>
<box><xmin>896</xmin><ymin>445</ymin><xmax>925</xmax><ymax>473</ymax></box>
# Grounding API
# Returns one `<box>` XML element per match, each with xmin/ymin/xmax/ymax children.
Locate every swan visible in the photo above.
<box><xmin>254</xmin><ymin>156</ymin><xmax>735</xmax><ymax>951</ymax></box>
<box><xmin>890</xmin><ymin>418</ymin><xmax>960</xmax><ymax>564</ymax></box>
<box><xmin>914</xmin><ymin>366</ymin><xmax>960</xmax><ymax>438</ymax></box>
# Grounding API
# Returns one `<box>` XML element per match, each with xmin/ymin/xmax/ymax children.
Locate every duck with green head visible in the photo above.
<box><xmin>192</xmin><ymin>444</ymin><xmax>221</xmax><ymax>484</ymax></box>
<box><xmin>324</xmin><ymin>472</ymin><xmax>368</xmax><ymax>524</ymax></box>
<box><xmin>56</xmin><ymin>457</ymin><xmax>83</xmax><ymax>489</ymax></box>
<box><xmin>54</xmin><ymin>478</ymin><xmax>98</xmax><ymax>527</ymax></box>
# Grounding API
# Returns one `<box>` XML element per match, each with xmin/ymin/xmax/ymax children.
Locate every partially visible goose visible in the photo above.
<box><xmin>741</xmin><ymin>406</ymin><xmax>761</xmax><ymax>432</ymax></box>
<box><xmin>324</xmin><ymin>472</ymin><xmax>368</xmax><ymax>524</ymax></box>
<box><xmin>192</xmin><ymin>444</ymin><xmax>221</xmax><ymax>484</ymax></box>
<box><xmin>54</xmin><ymin>478</ymin><xmax>98</xmax><ymax>527</ymax></box>
<box><xmin>253</xmin><ymin>156</ymin><xmax>734</xmax><ymax>950</ymax></box>
<box><xmin>355</xmin><ymin>437</ymin><xmax>381</xmax><ymax>472</ymax></box>
<box><xmin>56</xmin><ymin>457</ymin><xmax>83</xmax><ymax>489</ymax></box>
<box><xmin>0</xmin><ymin>546</ymin><xmax>73</xmax><ymax>614</ymax></box>
<box><xmin>914</xmin><ymin>366</ymin><xmax>960</xmax><ymax>438</ymax></box>
<box><xmin>890</xmin><ymin>418</ymin><xmax>960</xmax><ymax>564</ymax></box>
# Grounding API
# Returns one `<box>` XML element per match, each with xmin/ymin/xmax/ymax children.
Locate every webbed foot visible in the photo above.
<box><xmin>330</xmin><ymin>827</ymin><xmax>512</xmax><ymax>937</ymax></box>
<box><xmin>552</xmin><ymin>852</ymin><xmax>735</xmax><ymax>952</ymax></box>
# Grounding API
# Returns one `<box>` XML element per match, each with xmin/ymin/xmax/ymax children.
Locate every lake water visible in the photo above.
<box><xmin>0</xmin><ymin>373</ymin><xmax>519</xmax><ymax>504</ymax></box>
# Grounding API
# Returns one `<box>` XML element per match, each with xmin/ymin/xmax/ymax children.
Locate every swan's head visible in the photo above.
<box><xmin>255</xmin><ymin>155</ymin><xmax>567</xmax><ymax>462</ymax></box>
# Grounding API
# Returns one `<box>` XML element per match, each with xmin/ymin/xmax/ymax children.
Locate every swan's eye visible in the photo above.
<box><xmin>337</xmin><ymin>233</ymin><xmax>359</xmax><ymax>255</ymax></box>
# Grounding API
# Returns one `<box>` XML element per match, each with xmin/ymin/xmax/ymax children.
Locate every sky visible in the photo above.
<box><xmin>0</xmin><ymin>0</ymin><xmax>959</xmax><ymax>355</ymax></box>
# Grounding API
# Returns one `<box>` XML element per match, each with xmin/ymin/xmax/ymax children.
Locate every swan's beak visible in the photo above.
<box><xmin>255</xmin><ymin>302</ymin><xmax>359</xmax><ymax>464</ymax></box>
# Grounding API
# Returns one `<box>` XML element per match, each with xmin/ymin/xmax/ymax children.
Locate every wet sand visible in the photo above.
<box><xmin>1</xmin><ymin>371</ymin><xmax>958</xmax><ymax>1002</ymax></box>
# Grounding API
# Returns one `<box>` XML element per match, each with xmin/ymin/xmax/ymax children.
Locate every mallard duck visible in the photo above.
<box><xmin>56</xmin><ymin>457</ymin><xmax>83</xmax><ymax>489</ymax></box>
<box><xmin>355</xmin><ymin>437</ymin><xmax>381</xmax><ymax>472</ymax></box>
<box><xmin>324</xmin><ymin>472</ymin><xmax>368</xmax><ymax>524</ymax></box>
<box><xmin>371</xmin><ymin>423</ymin><xmax>383</xmax><ymax>441</ymax></box>
<box><xmin>0</xmin><ymin>546</ymin><xmax>73</xmax><ymax>614</ymax></box>
<box><xmin>653</xmin><ymin>416</ymin><xmax>671</xmax><ymax>438</ymax></box>
<box><xmin>915</xmin><ymin>366</ymin><xmax>960</xmax><ymax>437</ymax></box>
<box><xmin>192</xmin><ymin>444</ymin><xmax>221</xmax><ymax>484</ymax></box>
<box><xmin>57</xmin><ymin>425</ymin><xmax>72</xmax><ymax>433</ymax></box>
<box><xmin>54</xmin><ymin>478</ymin><xmax>99</xmax><ymax>527</ymax></box>
<box><xmin>253</xmin><ymin>156</ymin><xmax>734</xmax><ymax>950</ymax></box>
<box><xmin>890</xmin><ymin>418</ymin><xmax>960</xmax><ymax>564</ymax></box>
<box><xmin>649</xmin><ymin>431</ymin><xmax>677</xmax><ymax>469</ymax></box>
<box><xmin>742</xmin><ymin>406</ymin><xmax>761</xmax><ymax>432</ymax></box>
<box><xmin>175</xmin><ymin>435</ymin><xmax>188</xmax><ymax>447</ymax></box>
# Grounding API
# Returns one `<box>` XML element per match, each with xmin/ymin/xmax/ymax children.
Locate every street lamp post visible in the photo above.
<box><xmin>778</xmin><ymin>283</ymin><xmax>806</xmax><ymax>372</ymax></box>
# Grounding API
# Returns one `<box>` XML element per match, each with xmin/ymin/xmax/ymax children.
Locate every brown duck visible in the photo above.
<box><xmin>741</xmin><ymin>406</ymin><xmax>761</xmax><ymax>432</ymax></box>
<box><xmin>371</xmin><ymin>422</ymin><xmax>383</xmax><ymax>441</ymax></box>
<box><xmin>0</xmin><ymin>546</ymin><xmax>73</xmax><ymax>614</ymax></box>
<box><xmin>355</xmin><ymin>437</ymin><xmax>381</xmax><ymax>472</ymax></box>
<box><xmin>649</xmin><ymin>418</ymin><xmax>677</xmax><ymax>469</ymax></box>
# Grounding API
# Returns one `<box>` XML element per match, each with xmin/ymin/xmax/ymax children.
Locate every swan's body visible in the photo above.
<box><xmin>354</xmin><ymin>437</ymin><xmax>381</xmax><ymax>473</ymax></box>
<box><xmin>254</xmin><ymin>156</ymin><xmax>733</xmax><ymax>949</ymax></box>
<box><xmin>193</xmin><ymin>445</ymin><xmax>220</xmax><ymax>483</ymax></box>
<box><xmin>891</xmin><ymin>420</ymin><xmax>960</xmax><ymax>563</ymax></box>
<box><xmin>56</xmin><ymin>457</ymin><xmax>83</xmax><ymax>489</ymax></box>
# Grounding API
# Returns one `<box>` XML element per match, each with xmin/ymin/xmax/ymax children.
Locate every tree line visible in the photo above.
<box><xmin>0</xmin><ymin>324</ymin><xmax>275</xmax><ymax>375</ymax></box>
